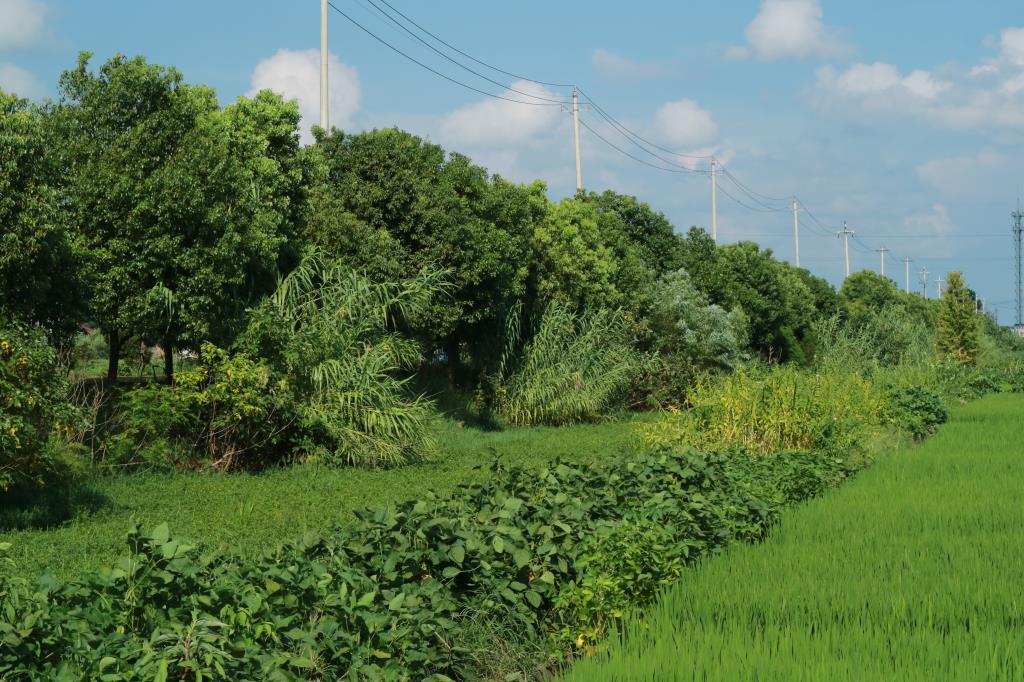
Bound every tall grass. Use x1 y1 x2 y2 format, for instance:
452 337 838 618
251 254 447 466
644 363 883 456
493 303 640 426
566 394 1024 681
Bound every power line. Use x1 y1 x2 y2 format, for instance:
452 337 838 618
576 87 714 160
352 0 570 104
577 118 697 175
719 166 789 204
719 168 789 212
327 2 563 106
371 0 572 88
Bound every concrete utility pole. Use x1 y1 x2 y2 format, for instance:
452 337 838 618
572 86 583 192
919 267 930 298
1013 202 1024 327
710 158 719 243
837 221 854 278
320 0 329 132
876 244 889 277
903 256 913 294
937 275 945 298
792 196 801 267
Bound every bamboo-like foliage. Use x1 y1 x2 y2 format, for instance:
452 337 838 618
493 303 640 426
267 253 447 466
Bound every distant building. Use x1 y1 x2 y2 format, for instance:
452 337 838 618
1015 325 1024 339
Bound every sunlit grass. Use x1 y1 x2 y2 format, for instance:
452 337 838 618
565 393 1024 681
1 415 650 581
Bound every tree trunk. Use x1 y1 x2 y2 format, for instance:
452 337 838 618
163 342 174 383
106 329 120 382
445 336 461 387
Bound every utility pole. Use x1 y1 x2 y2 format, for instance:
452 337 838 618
919 267 930 298
903 256 912 294
320 0 329 132
792 196 801 267
875 244 889 277
1013 202 1024 327
936 275 945 298
572 86 583 193
837 221 854 278
710 157 718 243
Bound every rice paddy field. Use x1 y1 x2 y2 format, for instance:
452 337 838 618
565 393 1024 681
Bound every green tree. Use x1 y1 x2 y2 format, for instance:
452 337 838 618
584 190 686 276
937 271 980 364
840 270 902 317
314 128 538 379
650 268 748 370
713 241 814 360
55 54 305 379
531 197 622 312
0 91 82 342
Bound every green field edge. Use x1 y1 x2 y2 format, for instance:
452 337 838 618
562 393 1024 682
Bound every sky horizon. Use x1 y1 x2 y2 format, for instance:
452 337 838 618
3 0 1023 319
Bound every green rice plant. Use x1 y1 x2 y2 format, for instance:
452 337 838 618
565 394 1024 681
492 303 641 426
245 253 448 467
644 363 883 456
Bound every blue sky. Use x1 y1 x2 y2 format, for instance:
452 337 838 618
3 0 1024 318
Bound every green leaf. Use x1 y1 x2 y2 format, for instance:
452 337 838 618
357 591 376 607
151 522 170 544
98 657 117 671
525 590 542 608
154 658 169 682
512 548 531 568
388 593 405 611
265 578 282 594
492 536 505 554
448 544 465 565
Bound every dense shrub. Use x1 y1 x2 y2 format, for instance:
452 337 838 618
244 255 446 467
0 317 77 494
0 443 867 680
649 268 748 371
884 386 948 441
644 364 883 456
99 344 291 471
492 303 641 425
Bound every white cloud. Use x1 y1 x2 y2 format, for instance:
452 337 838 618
591 48 674 81
0 62 44 99
0 0 46 50
818 63 950 101
903 204 956 257
248 48 360 142
733 0 839 61
438 80 562 147
906 203 954 233
654 99 718 147
916 151 1009 197
1000 27 1024 67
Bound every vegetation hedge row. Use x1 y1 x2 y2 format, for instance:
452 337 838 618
0 444 860 681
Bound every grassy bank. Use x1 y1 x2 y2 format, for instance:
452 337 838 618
565 393 1024 681
1 416 648 581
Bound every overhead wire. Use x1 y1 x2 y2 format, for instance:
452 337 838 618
330 1 999 296
577 118 698 175
371 0 572 88
327 3 564 106
719 167 789 212
352 0 570 104
576 87 714 160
